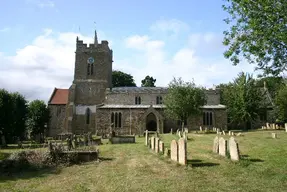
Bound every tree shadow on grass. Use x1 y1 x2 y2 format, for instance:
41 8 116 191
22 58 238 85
0 165 62 182
187 159 220 168
241 155 264 162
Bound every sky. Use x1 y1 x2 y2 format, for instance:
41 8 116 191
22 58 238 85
0 0 258 102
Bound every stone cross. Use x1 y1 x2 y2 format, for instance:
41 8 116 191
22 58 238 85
170 140 178 162
212 136 219 153
178 138 187 165
218 137 227 157
229 137 240 161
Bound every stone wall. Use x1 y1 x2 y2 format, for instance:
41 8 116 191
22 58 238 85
47 104 66 137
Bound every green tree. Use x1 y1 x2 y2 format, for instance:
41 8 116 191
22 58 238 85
0 89 11 146
141 75 156 87
164 77 207 130
256 76 285 99
26 100 50 142
275 84 287 122
223 0 287 76
112 70 137 87
222 72 263 129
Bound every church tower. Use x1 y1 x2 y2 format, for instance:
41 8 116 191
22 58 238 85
64 29 113 134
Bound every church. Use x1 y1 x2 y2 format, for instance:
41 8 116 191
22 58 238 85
47 30 228 137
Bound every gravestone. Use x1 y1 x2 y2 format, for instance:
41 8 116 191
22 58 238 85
155 137 160 153
164 148 170 157
271 133 277 139
266 123 270 129
213 136 219 153
200 126 203 132
229 137 240 161
145 130 149 146
229 131 231 135
159 140 164 153
148 138 151 148
222 131 226 135
170 128 173 134
217 129 220 134
170 140 178 162
285 123 287 132
178 131 182 138
184 128 189 133
218 137 227 157
151 136 155 150
178 138 187 165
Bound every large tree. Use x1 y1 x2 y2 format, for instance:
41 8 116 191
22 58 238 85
26 100 50 142
164 77 207 130
141 75 156 87
223 0 287 76
222 72 264 129
275 83 287 122
112 70 137 87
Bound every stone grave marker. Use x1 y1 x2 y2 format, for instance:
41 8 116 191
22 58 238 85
213 136 219 153
155 137 160 153
170 140 178 162
159 140 164 153
200 126 203 132
151 136 155 150
228 131 231 135
271 133 277 139
219 137 227 157
164 148 170 157
184 128 189 133
145 130 149 146
148 138 151 148
229 137 240 161
170 128 173 134
222 131 226 135
285 123 287 132
178 138 187 165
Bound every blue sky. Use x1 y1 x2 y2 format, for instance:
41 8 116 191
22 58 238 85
0 0 256 101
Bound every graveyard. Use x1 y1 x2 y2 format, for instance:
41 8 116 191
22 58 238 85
1 129 287 192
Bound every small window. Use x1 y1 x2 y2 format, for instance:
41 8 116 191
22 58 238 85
156 96 163 104
203 112 213 126
86 108 91 124
135 96 141 105
111 112 122 128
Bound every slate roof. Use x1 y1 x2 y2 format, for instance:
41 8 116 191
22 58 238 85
98 104 226 109
107 87 168 93
48 88 69 105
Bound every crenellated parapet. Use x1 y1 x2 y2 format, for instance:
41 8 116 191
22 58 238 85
76 38 111 52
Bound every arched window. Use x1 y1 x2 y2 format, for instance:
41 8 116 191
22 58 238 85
86 108 91 124
110 112 122 128
203 112 213 126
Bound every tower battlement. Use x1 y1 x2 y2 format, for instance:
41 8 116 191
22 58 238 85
76 39 110 52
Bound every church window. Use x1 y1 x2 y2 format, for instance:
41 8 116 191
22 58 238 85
87 64 91 75
90 64 94 75
135 96 141 105
156 96 163 104
203 112 213 126
111 112 122 128
86 108 91 124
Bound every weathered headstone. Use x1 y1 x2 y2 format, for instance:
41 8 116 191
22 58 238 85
285 123 287 132
178 138 187 165
200 126 203 132
170 128 173 134
228 131 231 135
212 136 219 153
145 130 149 146
155 137 160 153
218 137 227 157
217 129 220 134
151 136 155 150
184 128 189 133
271 133 277 139
222 131 226 135
170 140 178 162
178 131 182 138
266 122 270 129
159 140 164 153
229 137 240 161
164 148 170 157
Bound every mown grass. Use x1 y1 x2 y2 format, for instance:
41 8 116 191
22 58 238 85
1 130 287 192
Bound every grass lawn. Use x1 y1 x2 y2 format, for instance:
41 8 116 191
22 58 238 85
0 130 287 192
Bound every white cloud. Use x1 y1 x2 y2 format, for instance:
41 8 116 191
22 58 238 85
1 19 258 102
0 27 10 32
150 19 189 35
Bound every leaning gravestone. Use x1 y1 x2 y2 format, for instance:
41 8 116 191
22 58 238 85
159 140 164 153
213 136 219 153
155 137 160 153
145 130 149 146
170 140 178 162
219 137 227 157
151 136 155 150
178 138 187 165
229 137 240 161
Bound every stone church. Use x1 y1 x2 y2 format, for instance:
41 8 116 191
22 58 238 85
47 30 228 137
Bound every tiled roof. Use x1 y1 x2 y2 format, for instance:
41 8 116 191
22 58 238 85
48 88 69 105
108 87 168 94
99 104 226 109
